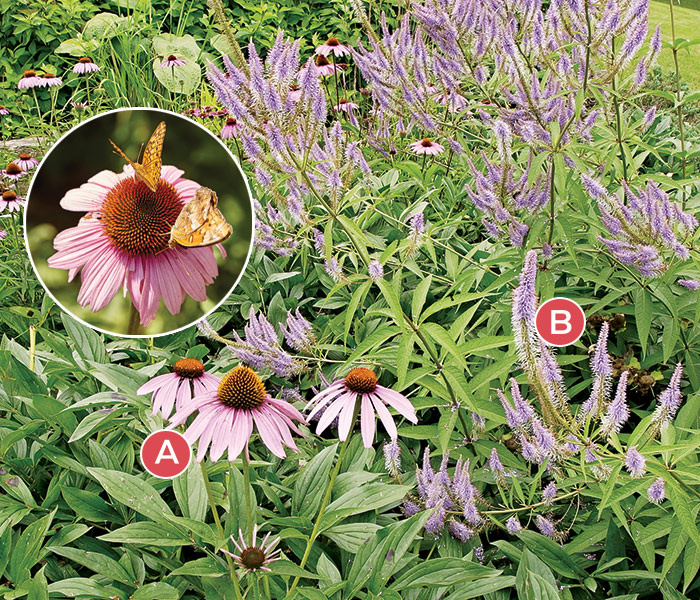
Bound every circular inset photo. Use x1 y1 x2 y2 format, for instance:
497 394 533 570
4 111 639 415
25 108 253 336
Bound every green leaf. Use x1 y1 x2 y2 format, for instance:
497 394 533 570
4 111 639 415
132 582 181 599
391 557 501 590
634 288 652 357
292 443 337 518
268 559 323 579
376 279 406 331
48 547 132 584
444 576 516 599
411 275 433 321
7 509 55 585
419 322 468 370
516 531 586 579
322 484 411 530
87 468 174 523
324 523 382 553
47 578 122 598
98 522 188 546
61 487 120 522
173 462 207 521
62 313 106 364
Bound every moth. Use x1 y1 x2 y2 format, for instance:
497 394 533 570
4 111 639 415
169 186 233 249
109 121 166 193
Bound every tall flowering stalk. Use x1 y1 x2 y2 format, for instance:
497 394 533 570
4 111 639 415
582 175 697 276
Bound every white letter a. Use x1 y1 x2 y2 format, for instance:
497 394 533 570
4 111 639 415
155 440 179 464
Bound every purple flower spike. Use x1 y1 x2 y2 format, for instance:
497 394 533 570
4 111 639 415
647 477 666 504
625 446 646 478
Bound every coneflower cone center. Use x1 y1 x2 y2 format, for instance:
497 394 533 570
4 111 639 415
218 366 266 410
6 162 21 175
19 153 32 160
173 358 204 378
2 190 17 201
240 547 266 569
345 367 378 394
101 178 182 256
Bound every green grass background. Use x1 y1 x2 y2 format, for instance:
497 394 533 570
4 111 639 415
651 0 700 87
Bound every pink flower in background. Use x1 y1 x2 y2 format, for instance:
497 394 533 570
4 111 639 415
0 190 25 212
1 162 25 181
40 72 63 88
408 138 445 155
313 54 345 77
222 525 281 573
0 106 9 116
0 230 7 241
137 358 219 419
17 70 42 90
333 99 359 112
47 164 221 326
73 57 100 74
161 55 186 67
306 367 417 448
168 366 307 462
15 153 39 170
220 117 239 139
315 37 351 57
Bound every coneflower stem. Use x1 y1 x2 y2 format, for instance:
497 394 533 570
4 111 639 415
243 452 254 537
286 436 352 599
200 461 244 600
126 303 140 335
29 325 36 371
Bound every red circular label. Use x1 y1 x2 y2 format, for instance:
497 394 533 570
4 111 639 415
535 297 585 347
140 430 191 478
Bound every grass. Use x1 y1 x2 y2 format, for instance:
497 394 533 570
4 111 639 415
649 1 700 88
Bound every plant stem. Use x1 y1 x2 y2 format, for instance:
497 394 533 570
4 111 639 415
200 461 244 600
285 437 351 599
668 0 687 206
243 452 254 537
126 303 141 335
547 159 556 248
29 325 36 371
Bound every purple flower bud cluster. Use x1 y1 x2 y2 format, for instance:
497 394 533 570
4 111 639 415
600 371 630 437
651 363 685 434
647 477 665 504
383 440 402 477
579 322 613 422
407 449 483 542
465 147 548 248
280 309 316 352
583 176 698 277
624 446 646 478
229 307 305 377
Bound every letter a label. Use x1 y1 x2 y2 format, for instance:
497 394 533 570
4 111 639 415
141 431 191 478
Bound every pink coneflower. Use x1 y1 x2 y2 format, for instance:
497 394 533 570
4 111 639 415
1 162 25 180
70 102 88 110
0 230 7 241
161 55 186 68
47 164 221 326
288 83 302 103
0 190 25 212
433 92 468 113
73 57 100 74
220 117 239 139
333 98 359 112
222 525 281 573
0 106 9 115
40 72 63 88
18 70 42 90
315 37 351 57
137 358 220 419
408 138 445 155
314 54 345 77
15 153 39 170
168 366 307 461
305 367 418 448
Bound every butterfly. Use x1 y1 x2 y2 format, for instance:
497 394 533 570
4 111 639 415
109 121 166 192
168 186 233 249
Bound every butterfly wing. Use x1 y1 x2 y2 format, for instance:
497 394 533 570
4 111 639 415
140 121 166 191
169 187 232 248
109 138 139 171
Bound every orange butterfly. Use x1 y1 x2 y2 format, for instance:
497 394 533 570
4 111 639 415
169 186 233 249
109 121 166 192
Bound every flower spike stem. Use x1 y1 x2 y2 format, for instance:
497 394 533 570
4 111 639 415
29 325 36 371
668 0 687 205
285 436 352 600
201 461 244 600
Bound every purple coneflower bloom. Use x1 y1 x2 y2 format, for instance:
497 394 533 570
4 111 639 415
647 477 665 504
0 190 25 212
47 164 221 326
15 153 39 171
40 72 62 87
305 367 417 448
168 365 307 461
333 98 359 112
137 358 219 419
18 69 43 89
222 525 281 573
73 57 100 73
625 446 646 478
314 54 344 77
70 102 88 110
408 138 445 155
0 106 9 115
316 37 351 57
161 55 186 67
220 117 239 139
2 162 24 181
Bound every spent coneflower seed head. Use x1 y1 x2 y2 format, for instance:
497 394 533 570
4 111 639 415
173 358 205 378
218 365 267 409
240 547 266 570
345 367 378 394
